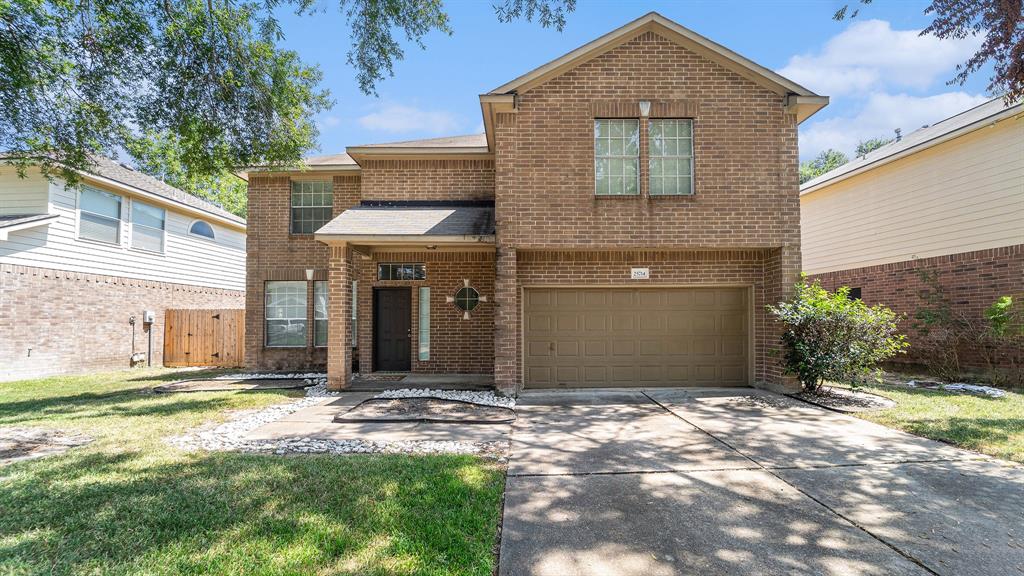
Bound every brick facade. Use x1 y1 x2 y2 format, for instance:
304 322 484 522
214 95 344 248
810 245 1024 369
0 264 244 382
245 27 804 394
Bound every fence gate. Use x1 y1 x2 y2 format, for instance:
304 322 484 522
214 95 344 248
164 309 245 367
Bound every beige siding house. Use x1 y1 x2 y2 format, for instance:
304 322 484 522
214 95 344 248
0 158 247 381
801 97 1024 368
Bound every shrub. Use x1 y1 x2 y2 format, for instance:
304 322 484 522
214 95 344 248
769 280 908 392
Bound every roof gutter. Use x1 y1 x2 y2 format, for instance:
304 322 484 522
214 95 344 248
479 94 517 151
801 106 1023 196
314 234 496 245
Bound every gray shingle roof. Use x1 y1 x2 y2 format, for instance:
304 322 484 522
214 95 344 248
802 97 1022 192
0 213 58 229
87 156 245 225
316 203 495 238
350 134 487 149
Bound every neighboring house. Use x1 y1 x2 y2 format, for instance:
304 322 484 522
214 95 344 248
245 12 828 394
802 97 1024 368
0 156 247 381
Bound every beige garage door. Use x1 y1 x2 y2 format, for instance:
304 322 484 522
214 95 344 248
524 287 750 388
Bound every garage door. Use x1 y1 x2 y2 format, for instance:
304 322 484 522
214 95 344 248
524 287 749 388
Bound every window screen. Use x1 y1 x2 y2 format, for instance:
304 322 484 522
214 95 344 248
79 186 122 244
649 119 694 196
290 181 332 234
594 119 640 195
131 200 166 252
266 281 307 347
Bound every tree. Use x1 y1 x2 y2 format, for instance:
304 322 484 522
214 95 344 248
855 135 893 158
768 280 908 392
0 0 575 186
835 1 1024 102
126 132 248 218
799 149 849 184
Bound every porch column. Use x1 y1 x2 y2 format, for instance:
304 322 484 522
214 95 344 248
327 244 352 390
494 246 518 395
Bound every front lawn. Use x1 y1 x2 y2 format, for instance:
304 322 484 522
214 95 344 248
858 385 1024 464
0 369 504 575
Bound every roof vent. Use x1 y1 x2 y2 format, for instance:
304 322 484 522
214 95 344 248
894 128 902 142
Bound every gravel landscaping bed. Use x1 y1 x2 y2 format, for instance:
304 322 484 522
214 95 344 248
169 380 510 457
1 427 92 465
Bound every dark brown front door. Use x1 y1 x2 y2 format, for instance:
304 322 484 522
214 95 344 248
373 288 411 371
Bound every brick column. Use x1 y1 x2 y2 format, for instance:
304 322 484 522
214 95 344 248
493 246 518 395
327 244 351 390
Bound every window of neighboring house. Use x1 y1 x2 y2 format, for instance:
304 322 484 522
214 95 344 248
378 263 426 281
131 200 166 253
313 280 328 347
78 185 122 244
290 181 332 234
418 287 430 361
848 287 862 301
351 280 358 348
649 119 694 196
594 119 640 195
265 281 307 347
189 219 216 240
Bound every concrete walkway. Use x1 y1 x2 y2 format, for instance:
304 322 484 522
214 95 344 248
499 388 1024 576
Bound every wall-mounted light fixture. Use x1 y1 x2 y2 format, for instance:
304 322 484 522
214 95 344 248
305 269 315 281
639 100 651 117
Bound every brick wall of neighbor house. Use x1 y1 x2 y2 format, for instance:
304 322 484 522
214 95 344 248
0 264 244 382
359 159 494 202
355 251 495 375
493 31 802 391
811 245 1024 370
244 174 361 371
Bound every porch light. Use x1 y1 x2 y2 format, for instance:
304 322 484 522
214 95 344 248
639 100 651 117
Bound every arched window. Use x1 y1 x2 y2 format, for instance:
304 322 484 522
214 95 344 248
189 220 215 240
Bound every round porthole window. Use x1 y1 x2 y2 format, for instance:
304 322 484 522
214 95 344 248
453 286 480 312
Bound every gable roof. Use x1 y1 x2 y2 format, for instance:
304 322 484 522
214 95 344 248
346 134 489 160
487 12 825 109
801 97 1023 196
83 156 245 226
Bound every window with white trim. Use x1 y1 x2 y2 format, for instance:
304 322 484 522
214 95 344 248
649 119 694 196
290 181 332 234
189 219 216 240
78 186 122 244
594 119 640 195
265 281 307 347
313 281 328 347
131 200 166 252
351 280 358 348
418 287 430 361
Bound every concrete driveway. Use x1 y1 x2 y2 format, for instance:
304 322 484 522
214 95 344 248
499 388 1024 576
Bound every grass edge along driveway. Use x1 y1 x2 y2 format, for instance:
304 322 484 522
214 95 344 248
0 369 504 576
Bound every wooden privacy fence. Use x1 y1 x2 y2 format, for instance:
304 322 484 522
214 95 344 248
164 309 245 367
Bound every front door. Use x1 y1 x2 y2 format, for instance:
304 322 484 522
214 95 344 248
373 288 411 371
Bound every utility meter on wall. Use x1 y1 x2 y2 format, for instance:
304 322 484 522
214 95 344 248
142 310 155 324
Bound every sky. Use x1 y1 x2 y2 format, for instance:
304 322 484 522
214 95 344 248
273 0 995 161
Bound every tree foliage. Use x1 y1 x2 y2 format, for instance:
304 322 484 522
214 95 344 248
799 149 848 184
836 0 1024 102
855 135 893 157
125 132 248 218
769 280 908 392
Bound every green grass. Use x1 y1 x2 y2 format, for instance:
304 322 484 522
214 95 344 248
858 385 1024 464
0 369 504 576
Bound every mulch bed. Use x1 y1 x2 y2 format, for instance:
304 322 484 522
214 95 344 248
791 386 896 413
0 427 92 466
335 397 516 424
152 379 310 393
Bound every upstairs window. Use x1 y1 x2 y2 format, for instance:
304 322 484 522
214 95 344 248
594 119 639 196
378 263 426 281
131 200 166 253
189 220 216 240
79 186 122 245
290 181 332 234
649 119 694 196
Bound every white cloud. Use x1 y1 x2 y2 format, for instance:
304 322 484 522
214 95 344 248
357 103 461 135
799 91 991 158
778 20 982 96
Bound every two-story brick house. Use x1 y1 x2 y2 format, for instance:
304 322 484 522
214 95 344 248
245 13 827 394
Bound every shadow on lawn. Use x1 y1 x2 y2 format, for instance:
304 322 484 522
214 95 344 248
0 390 243 426
0 449 503 575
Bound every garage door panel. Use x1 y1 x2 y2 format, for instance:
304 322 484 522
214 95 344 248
525 287 750 388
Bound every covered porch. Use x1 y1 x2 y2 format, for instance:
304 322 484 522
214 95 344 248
315 201 497 390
